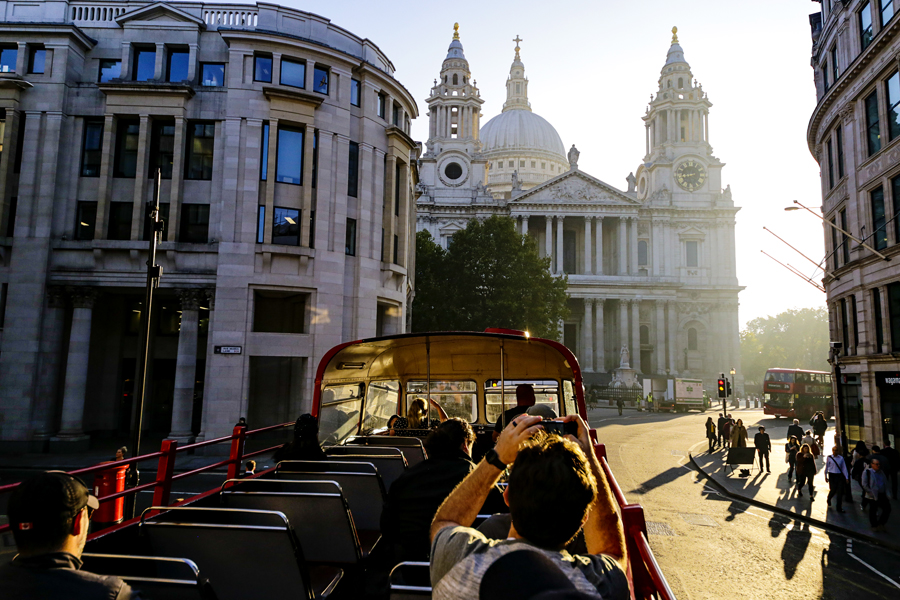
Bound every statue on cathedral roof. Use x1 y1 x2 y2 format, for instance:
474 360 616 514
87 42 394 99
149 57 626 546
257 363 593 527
568 145 580 170
626 172 636 193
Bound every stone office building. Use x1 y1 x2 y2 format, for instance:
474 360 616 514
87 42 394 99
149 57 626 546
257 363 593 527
417 27 744 392
0 1 419 451
808 0 900 446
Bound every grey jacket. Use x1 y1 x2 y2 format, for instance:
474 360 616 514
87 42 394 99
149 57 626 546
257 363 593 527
862 467 888 500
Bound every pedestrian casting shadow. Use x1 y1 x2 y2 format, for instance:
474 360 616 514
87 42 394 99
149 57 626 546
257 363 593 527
781 519 812 580
628 465 688 495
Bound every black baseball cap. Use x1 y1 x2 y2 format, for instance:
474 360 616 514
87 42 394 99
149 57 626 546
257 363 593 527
8 471 100 533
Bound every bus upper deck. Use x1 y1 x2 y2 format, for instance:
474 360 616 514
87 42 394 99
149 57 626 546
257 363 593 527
0 330 675 600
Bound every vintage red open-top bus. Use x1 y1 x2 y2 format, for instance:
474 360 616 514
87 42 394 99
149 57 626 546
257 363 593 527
0 330 674 600
763 367 833 420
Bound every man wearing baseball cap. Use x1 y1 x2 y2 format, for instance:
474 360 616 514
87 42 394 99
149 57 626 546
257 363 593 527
0 471 134 599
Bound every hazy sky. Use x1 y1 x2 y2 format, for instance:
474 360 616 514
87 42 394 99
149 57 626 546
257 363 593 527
274 0 828 327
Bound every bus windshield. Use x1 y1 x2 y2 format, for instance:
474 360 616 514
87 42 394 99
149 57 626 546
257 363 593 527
319 382 364 445
765 392 792 409
407 380 477 422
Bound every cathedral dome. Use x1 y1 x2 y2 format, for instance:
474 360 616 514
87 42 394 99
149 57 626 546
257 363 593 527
480 109 567 160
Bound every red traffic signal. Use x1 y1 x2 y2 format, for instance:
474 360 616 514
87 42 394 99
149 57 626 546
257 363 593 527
717 378 726 398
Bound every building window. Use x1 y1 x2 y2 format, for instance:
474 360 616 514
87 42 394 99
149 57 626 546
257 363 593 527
272 206 300 246
143 202 169 241
861 3 874 50
823 64 829 91
0 109 4 160
256 205 265 243
851 294 860 351
840 209 850 264
201 63 225 86
179 204 209 243
887 72 900 141
840 298 850 354
149 120 175 179
75 201 97 240
831 45 839 83
186 122 215 180
29 47 46 74
836 127 845 179
276 126 303 185
563 230 576 274
827 139 835 189
253 290 307 333
260 122 269 181
519 160 525 168
350 78 361 107
114 119 140 178
685 240 699 267
254 54 272 83
393 234 399 264
280 58 305 88
883 0 895 27
313 65 329 94
395 163 401 216
345 218 357 256
830 218 840 269
889 283 900 351
865 90 881 156
638 240 648 266
531 161 536 168
874 287 885 351
99 59 121 83
377 93 386 118
393 104 401 126
5 197 15 238
0 46 17 73
348 142 359 197
0 283 7 330
107 202 132 240
312 130 319 189
893 175 900 244
872 186 887 250
309 209 316 249
133 48 156 82
81 120 104 177
688 328 698 351
167 49 189 82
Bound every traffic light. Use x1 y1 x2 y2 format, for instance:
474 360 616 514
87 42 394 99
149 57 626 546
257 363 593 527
717 379 726 398
726 380 733 397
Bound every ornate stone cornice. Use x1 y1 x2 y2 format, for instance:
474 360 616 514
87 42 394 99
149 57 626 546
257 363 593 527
67 286 98 309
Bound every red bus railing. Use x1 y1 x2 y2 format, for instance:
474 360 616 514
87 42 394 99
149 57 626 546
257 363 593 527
0 422 293 537
594 443 675 600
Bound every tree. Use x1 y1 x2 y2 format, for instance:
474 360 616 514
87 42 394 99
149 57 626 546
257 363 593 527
740 307 830 394
412 217 570 338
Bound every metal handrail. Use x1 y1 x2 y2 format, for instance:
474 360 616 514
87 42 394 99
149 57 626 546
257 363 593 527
635 532 677 600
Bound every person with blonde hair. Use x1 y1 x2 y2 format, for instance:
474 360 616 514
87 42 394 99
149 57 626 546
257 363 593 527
408 397 448 429
729 419 748 448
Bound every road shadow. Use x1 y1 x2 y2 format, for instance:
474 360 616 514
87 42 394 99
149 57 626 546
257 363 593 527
781 519 812 579
627 465 689 495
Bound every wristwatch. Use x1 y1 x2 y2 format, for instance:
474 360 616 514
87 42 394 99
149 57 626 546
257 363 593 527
485 448 508 470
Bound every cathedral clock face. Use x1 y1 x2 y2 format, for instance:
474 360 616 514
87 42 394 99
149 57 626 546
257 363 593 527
674 160 706 192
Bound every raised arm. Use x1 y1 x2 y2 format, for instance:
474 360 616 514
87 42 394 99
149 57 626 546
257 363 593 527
562 415 627 568
428 397 450 423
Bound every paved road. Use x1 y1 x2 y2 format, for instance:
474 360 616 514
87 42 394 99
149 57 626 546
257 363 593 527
587 407 900 600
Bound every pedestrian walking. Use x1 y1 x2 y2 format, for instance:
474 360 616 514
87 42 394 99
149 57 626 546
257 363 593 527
616 396 624 416
785 436 801 482
795 444 816 499
705 417 717 453
862 458 892 531
852 441 870 505
811 411 828 450
721 418 733 450
754 426 771 473
881 440 900 500
716 413 726 447
802 430 820 459
825 445 850 513
730 419 748 448
787 418 804 443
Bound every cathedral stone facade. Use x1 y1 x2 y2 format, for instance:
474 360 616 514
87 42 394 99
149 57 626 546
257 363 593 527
417 27 744 392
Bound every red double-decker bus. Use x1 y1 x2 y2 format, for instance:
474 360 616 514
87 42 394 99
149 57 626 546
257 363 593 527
763 368 833 420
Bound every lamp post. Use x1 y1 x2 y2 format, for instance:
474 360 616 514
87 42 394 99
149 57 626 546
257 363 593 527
730 367 736 409
829 343 853 502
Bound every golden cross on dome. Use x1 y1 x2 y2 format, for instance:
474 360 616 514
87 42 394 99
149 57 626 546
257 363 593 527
453 22 460 40
513 34 522 59
671 26 678 44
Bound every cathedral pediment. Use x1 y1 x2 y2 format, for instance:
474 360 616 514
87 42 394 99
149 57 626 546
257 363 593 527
116 3 207 29
509 170 639 207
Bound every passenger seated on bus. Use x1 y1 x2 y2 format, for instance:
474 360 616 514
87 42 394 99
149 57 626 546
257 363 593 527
408 397 449 430
492 384 536 442
430 415 629 600
1 471 136 600
387 415 409 435
478 550 598 600
273 413 327 463
380 418 504 563
526 404 558 420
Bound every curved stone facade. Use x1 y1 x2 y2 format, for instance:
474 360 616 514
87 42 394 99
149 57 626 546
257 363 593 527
0 0 419 448
807 0 900 446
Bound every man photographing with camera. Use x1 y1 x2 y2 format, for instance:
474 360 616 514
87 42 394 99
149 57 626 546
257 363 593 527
429 414 628 599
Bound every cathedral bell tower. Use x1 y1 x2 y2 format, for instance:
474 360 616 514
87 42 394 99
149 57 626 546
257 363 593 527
635 27 723 207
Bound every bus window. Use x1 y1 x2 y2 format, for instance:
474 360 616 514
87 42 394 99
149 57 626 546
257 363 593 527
407 380 477 423
362 380 400 433
563 380 576 416
484 379 559 423
319 383 364 445
796 373 809 384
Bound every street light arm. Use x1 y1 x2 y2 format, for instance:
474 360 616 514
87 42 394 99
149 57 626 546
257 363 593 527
792 200 890 261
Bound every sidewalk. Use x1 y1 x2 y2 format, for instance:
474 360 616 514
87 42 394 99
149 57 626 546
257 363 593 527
690 436 900 552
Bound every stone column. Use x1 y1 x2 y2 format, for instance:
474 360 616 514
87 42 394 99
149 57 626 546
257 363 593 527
54 287 98 446
596 299 605 372
619 300 629 362
595 217 603 275
632 298 641 372
630 218 639 274
584 217 592 274
32 287 66 439
618 217 627 275
545 216 553 263
194 289 216 443
168 290 203 442
582 299 594 372
556 216 564 274
656 301 666 374
667 300 678 375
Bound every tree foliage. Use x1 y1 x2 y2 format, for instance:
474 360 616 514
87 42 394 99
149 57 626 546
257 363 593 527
740 307 830 393
412 216 570 338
